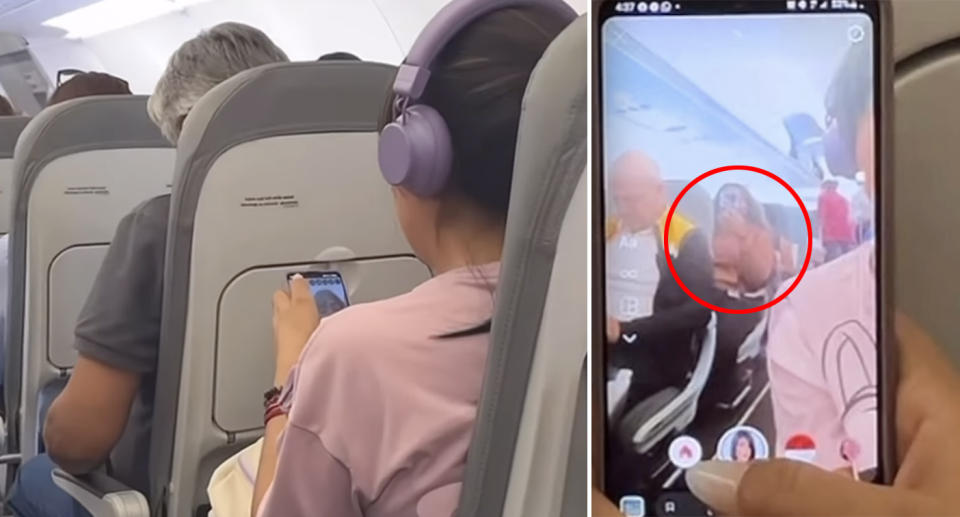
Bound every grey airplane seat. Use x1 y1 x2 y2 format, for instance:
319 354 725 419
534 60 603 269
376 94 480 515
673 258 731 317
457 14 586 517
0 117 30 235
619 314 716 454
4 96 173 477
54 60 433 517
891 1 960 365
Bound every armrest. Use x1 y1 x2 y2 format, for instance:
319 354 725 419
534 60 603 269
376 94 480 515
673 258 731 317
51 469 149 517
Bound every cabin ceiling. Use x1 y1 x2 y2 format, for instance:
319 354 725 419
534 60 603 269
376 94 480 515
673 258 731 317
0 0 97 38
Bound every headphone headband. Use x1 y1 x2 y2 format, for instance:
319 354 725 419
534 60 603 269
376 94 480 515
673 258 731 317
379 0 577 197
393 0 577 101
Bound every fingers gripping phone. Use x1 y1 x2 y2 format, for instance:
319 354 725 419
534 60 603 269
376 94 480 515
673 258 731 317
286 271 350 317
593 1 893 515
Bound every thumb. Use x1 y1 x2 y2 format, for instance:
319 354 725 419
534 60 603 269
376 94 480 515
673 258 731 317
686 460 922 517
289 274 312 301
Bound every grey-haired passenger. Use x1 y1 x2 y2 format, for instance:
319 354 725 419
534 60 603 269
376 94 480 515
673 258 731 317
10 23 288 517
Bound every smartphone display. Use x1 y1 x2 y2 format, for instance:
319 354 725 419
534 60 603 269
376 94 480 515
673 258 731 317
288 271 350 317
597 1 886 514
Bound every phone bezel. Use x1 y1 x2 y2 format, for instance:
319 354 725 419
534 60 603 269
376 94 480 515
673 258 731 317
590 0 897 497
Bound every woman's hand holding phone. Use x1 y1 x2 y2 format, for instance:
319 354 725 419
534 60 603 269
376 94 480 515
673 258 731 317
686 315 960 516
272 274 321 385
593 488 623 516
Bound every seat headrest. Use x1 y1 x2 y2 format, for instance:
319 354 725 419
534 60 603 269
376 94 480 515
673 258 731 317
174 61 396 189
509 14 587 204
13 95 168 195
0 116 29 159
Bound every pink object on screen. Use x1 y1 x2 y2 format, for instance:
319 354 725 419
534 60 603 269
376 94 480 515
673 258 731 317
766 244 877 473
841 438 862 463
258 263 500 517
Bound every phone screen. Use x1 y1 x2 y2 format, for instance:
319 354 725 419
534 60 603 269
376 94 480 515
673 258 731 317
289 271 350 317
597 1 883 515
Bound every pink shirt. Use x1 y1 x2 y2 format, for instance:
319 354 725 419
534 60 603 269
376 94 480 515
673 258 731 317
766 244 877 472
258 263 499 517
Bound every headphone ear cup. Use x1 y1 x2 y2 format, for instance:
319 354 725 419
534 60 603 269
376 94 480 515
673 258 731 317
378 104 452 197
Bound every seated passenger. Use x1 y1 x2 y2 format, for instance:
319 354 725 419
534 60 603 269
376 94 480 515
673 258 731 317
252 7 570 516
0 73 128 405
9 24 288 517
317 51 360 61
605 151 714 407
47 72 131 105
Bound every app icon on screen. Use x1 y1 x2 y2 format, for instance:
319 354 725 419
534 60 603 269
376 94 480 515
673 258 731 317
784 433 817 463
848 24 865 42
620 495 646 517
668 435 702 469
717 426 769 462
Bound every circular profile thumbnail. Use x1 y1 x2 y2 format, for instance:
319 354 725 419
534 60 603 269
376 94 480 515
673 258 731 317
716 426 769 463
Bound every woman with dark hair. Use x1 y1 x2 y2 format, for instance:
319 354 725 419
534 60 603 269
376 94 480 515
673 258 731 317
713 182 776 295
253 4 572 516
730 430 756 463
708 182 777 404
47 72 131 106
317 51 360 61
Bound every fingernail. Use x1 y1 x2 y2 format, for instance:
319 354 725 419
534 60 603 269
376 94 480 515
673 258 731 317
685 461 748 515
292 273 303 280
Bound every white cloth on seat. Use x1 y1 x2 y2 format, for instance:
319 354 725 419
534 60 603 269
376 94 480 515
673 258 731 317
207 438 262 517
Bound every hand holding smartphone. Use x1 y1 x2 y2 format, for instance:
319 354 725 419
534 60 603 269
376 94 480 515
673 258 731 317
286 271 350 317
595 1 892 514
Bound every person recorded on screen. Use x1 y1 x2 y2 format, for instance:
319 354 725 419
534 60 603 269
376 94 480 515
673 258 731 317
731 430 757 463
706 182 777 405
766 39 878 477
605 150 715 406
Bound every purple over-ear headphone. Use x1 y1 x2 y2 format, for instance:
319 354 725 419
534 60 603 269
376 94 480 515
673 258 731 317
378 0 576 197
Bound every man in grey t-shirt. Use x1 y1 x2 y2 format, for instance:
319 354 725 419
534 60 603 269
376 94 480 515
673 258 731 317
10 24 290 517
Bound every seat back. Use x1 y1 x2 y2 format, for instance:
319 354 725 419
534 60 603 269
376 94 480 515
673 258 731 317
631 314 716 450
0 117 29 234
892 1 960 364
4 96 173 463
149 61 430 516
457 14 586 517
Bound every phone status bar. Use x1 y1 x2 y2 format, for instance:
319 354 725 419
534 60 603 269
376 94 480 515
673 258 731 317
613 1 677 14
611 0 866 15
788 0 866 11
